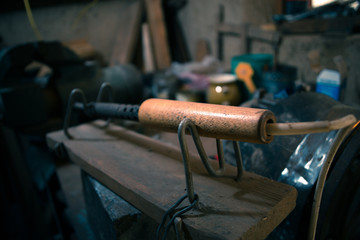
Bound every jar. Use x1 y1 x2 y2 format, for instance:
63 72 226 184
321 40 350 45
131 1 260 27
206 74 241 105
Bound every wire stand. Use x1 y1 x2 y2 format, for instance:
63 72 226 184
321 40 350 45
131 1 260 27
178 118 244 203
63 83 113 139
62 84 246 239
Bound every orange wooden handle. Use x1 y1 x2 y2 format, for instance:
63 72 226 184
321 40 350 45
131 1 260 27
138 99 275 144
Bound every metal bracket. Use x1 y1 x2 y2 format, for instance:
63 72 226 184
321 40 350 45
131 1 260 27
178 118 244 203
95 82 113 128
63 83 113 139
63 88 88 139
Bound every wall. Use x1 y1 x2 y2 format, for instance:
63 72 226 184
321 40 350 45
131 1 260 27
177 0 360 108
178 0 277 69
0 0 359 107
0 0 126 64
279 34 360 108
0 0 277 68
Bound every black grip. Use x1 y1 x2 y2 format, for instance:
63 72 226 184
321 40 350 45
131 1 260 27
74 102 139 121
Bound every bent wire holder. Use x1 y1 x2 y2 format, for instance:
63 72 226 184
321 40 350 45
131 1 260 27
62 83 359 239
63 83 113 139
63 83 245 204
178 118 244 203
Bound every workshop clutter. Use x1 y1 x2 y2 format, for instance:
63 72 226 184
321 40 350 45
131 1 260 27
2 1 360 239
153 52 298 105
0 41 144 239
0 41 144 128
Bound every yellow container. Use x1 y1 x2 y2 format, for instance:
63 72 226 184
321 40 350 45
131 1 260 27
206 74 241 106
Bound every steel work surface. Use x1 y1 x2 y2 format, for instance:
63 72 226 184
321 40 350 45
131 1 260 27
47 120 297 240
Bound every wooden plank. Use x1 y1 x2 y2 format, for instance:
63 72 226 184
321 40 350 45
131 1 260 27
142 23 156 72
216 23 248 55
62 39 106 66
217 23 244 35
110 0 143 65
247 25 281 43
217 23 280 43
47 121 297 239
63 39 97 60
278 16 360 34
144 0 171 70
195 39 210 62
275 0 284 15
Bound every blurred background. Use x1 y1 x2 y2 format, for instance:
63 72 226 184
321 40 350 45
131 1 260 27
1 0 360 240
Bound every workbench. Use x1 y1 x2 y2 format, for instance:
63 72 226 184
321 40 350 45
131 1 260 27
47 120 297 239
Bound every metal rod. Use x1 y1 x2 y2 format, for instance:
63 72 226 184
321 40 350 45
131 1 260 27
178 118 196 203
178 118 245 203
96 82 113 102
63 88 88 139
232 141 244 181
96 82 114 128
181 119 227 178
216 139 225 174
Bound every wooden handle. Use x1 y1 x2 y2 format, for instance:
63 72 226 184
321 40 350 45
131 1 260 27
138 99 276 144
137 99 357 142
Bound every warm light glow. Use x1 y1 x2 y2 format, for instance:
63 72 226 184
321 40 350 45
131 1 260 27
215 86 222 93
312 0 336 8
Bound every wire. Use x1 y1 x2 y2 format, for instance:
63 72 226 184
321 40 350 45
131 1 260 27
156 193 199 240
72 0 99 30
24 0 43 41
23 0 99 40
267 114 357 136
162 195 199 240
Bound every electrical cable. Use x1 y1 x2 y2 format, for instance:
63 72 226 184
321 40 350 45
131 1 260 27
24 0 43 40
72 0 99 30
267 114 357 136
156 193 199 240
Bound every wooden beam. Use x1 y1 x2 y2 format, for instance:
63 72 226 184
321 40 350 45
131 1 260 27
247 25 281 43
275 0 284 15
217 23 281 44
144 0 171 70
47 121 297 239
278 16 360 34
217 23 244 35
142 23 155 72
110 0 143 66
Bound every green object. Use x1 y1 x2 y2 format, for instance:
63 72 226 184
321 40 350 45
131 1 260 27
231 54 273 87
